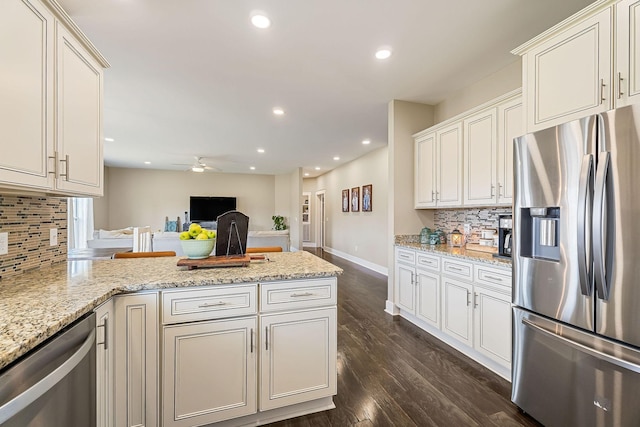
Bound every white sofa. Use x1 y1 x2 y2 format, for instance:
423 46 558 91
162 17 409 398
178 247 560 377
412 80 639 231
87 229 290 255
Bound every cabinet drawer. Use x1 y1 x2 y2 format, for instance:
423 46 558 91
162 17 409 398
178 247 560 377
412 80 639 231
416 253 440 271
442 258 473 281
396 248 416 265
260 278 337 312
162 284 257 324
475 265 512 291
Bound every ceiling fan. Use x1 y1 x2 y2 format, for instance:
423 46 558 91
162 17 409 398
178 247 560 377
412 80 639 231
173 156 220 173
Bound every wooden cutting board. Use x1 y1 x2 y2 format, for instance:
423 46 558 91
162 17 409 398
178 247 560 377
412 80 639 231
177 255 252 270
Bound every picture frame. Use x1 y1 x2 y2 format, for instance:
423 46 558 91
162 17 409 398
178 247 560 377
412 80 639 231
351 187 360 212
342 189 350 212
362 184 372 212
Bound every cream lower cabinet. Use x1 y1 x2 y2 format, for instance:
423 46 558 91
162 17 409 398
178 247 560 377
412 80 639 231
394 247 512 378
260 307 337 411
163 317 257 427
114 293 158 427
95 299 114 427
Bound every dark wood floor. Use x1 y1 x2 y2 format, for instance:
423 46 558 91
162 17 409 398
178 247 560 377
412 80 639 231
268 249 542 427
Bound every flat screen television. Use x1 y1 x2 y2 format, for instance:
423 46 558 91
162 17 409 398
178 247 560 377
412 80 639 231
190 196 237 222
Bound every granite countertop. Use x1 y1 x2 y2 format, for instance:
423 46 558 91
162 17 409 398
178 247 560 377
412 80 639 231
0 251 342 371
395 241 512 267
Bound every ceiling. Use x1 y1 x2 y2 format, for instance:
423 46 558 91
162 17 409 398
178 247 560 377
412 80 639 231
58 0 595 177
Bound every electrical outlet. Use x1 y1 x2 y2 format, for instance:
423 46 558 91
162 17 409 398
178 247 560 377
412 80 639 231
464 223 471 235
354 245 358 252
0 232 7 255
50 228 58 246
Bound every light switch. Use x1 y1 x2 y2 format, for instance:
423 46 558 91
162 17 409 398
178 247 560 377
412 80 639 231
50 228 58 246
0 232 8 255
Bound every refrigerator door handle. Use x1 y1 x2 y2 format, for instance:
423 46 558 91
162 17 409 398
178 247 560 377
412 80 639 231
577 154 594 296
593 151 610 300
522 318 640 374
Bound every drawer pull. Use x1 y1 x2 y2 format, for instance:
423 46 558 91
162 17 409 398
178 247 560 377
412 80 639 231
290 292 313 297
483 274 505 283
399 253 411 260
198 301 227 308
419 259 435 265
447 266 466 273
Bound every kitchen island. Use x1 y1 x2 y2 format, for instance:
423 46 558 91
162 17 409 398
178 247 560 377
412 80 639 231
0 251 342 427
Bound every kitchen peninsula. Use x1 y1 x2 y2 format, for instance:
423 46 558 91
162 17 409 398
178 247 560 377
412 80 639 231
0 251 342 427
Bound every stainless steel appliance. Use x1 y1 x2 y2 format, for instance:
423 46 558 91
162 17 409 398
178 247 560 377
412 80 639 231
512 105 640 426
497 214 512 257
0 313 96 427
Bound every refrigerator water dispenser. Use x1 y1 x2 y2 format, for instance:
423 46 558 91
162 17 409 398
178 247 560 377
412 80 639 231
519 207 560 261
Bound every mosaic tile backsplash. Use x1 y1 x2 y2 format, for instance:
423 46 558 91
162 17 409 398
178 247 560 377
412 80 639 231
433 207 512 239
0 195 67 280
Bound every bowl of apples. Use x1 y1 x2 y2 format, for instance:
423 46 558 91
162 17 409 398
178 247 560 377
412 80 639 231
179 224 216 259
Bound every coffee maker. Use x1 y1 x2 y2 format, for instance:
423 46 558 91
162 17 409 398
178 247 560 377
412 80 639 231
497 214 513 257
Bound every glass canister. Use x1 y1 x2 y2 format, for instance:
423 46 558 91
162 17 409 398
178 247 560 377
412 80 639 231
420 227 432 244
428 231 440 245
436 229 447 244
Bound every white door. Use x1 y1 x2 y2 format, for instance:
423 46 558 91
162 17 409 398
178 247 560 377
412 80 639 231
395 262 415 313
163 317 257 427
497 97 523 205
95 299 114 427
415 268 440 329
260 308 337 411
473 285 512 368
616 0 640 107
114 293 158 427
463 108 497 206
55 23 103 195
436 123 463 207
441 277 473 347
524 7 612 132
414 132 437 208
0 0 54 191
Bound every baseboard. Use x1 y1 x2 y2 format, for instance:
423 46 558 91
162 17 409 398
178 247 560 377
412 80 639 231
323 247 388 276
385 300 399 316
302 242 317 248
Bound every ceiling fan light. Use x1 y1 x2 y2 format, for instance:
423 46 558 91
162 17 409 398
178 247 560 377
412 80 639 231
192 166 205 173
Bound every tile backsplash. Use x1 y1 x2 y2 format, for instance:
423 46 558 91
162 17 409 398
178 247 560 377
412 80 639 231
0 195 67 280
434 207 512 237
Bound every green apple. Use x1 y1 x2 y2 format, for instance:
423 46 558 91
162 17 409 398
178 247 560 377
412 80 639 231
207 230 216 239
188 223 202 237
195 232 209 240
179 231 191 240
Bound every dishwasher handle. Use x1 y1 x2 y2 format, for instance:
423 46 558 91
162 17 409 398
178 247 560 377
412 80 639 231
0 329 95 425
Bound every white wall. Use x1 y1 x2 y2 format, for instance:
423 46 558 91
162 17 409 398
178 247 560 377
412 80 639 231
93 166 110 229
309 147 388 271
100 167 276 231
289 168 302 251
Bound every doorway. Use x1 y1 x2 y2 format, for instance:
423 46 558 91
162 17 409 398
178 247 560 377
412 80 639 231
315 190 325 250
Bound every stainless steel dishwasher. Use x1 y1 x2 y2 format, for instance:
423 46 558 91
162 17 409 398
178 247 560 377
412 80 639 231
0 313 96 427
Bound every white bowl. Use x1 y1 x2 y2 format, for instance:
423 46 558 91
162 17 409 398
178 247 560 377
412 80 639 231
180 239 215 259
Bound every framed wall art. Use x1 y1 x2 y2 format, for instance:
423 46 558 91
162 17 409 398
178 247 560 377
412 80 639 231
342 189 349 212
351 187 360 212
362 184 372 212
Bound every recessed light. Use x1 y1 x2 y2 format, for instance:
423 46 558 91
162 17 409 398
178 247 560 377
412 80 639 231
104 137 114 142
315 167 321 171
251 14 271 29
257 148 265 153
375 48 392 60
144 161 151 165
250 166 256 170
362 139 371 145
273 108 284 116
333 156 340 161
304 173 310 177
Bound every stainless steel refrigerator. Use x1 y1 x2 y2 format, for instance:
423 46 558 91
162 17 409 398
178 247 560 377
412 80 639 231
512 104 640 427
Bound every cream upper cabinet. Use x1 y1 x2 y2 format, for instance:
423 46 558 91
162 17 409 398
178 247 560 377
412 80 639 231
616 0 640 106
55 23 104 196
518 6 612 132
497 97 523 205
414 132 437 208
0 0 108 196
463 109 497 206
436 122 463 207
0 0 55 191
